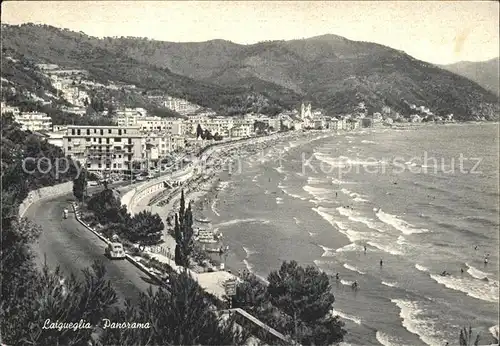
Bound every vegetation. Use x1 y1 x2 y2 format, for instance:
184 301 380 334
0 120 247 345
72 167 87 202
128 210 164 245
459 326 481 346
174 190 195 267
233 261 346 345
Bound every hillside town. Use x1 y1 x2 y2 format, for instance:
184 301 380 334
1 62 458 176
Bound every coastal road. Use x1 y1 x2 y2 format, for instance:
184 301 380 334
26 184 158 306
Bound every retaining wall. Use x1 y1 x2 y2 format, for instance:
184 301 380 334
18 181 73 218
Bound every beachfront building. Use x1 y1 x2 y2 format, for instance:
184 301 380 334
136 117 184 135
230 124 252 138
14 112 52 132
62 125 143 172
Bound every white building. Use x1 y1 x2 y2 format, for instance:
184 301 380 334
14 112 52 132
164 96 201 115
135 117 184 135
63 125 143 172
1 102 20 116
230 124 252 138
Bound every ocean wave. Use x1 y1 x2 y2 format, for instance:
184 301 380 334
303 185 333 198
215 219 270 228
337 207 380 230
340 279 354 286
242 246 258 258
283 175 288 181
282 188 308 201
243 259 269 285
375 331 400 346
382 281 398 287
466 263 494 281
308 231 317 237
392 299 444 346
430 273 499 303
343 263 365 275
415 264 429 272
331 178 351 185
318 245 336 257
276 197 284 205
331 309 362 325
293 217 301 225
361 140 377 144
211 200 220 217
274 166 285 174
336 243 363 253
367 241 403 256
376 210 430 235
490 325 499 340
264 190 270 195
315 153 384 167
307 177 329 184
277 182 287 189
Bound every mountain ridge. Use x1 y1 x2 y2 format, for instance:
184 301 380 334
439 57 499 96
1 23 498 120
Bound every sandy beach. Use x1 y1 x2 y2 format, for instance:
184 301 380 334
131 130 338 273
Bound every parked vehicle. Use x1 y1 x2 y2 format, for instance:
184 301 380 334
105 242 126 259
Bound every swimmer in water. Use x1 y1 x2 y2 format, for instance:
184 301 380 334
461 268 464 274
335 273 340 281
474 245 478 250
380 259 383 267
364 245 367 254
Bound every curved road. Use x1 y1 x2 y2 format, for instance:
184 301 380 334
26 186 158 306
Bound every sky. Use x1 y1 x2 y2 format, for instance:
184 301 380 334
2 1 499 65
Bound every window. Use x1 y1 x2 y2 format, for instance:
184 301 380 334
71 129 75 135
106 138 110 144
98 163 102 168
68 138 72 142
118 129 122 136
113 163 117 168
94 129 97 133
86 138 91 142
87 163 91 168
67 146 72 151
123 129 126 134
77 129 81 135
108 129 112 134
100 129 103 135
114 138 120 142
98 138 102 144
86 129 90 135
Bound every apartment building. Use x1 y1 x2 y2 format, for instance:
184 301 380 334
163 96 200 115
203 117 234 137
142 133 186 159
14 112 52 132
135 117 184 135
230 125 252 138
63 125 143 172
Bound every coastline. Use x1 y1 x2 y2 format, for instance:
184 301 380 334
134 130 340 274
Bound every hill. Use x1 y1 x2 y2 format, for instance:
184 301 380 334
89 33 500 120
2 24 499 120
439 58 500 96
1 24 299 116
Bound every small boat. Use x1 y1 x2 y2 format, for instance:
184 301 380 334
196 218 211 223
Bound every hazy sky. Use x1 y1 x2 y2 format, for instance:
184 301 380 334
2 1 499 64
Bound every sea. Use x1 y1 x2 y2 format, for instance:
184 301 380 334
205 123 499 346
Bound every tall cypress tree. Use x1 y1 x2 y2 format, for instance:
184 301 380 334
174 190 194 267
